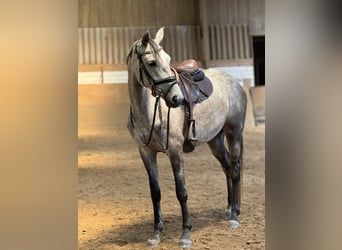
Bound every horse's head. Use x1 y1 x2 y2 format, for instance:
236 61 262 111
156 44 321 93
127 27 184 108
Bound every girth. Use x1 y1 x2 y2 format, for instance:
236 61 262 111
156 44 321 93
172 60 213 153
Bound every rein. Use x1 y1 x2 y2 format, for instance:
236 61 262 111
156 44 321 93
130 44 174 151
130 96 171 151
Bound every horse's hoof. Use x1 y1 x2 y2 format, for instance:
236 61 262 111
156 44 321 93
178 238 192 248
228 220 240 229
147 237 160 248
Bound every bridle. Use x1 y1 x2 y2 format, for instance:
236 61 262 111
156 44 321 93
135 45 178 98
130 43 179 151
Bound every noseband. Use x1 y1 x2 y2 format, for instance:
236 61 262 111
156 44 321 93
135 46 178 98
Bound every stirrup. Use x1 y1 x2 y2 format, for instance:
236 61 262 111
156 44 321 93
188 120 198 141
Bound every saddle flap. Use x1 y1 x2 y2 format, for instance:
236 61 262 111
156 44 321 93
172 60 214 151
178 77 199 104
196 78 213 98
191 70 205 81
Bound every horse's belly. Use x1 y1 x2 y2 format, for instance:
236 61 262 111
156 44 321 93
192 99 229 143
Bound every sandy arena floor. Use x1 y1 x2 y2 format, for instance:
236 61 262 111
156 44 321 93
78 84 265 249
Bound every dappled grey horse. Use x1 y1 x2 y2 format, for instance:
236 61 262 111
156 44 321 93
126 27 246 248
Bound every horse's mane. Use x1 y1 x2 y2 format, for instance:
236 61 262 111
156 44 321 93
126 40 138 65
126 36 161 65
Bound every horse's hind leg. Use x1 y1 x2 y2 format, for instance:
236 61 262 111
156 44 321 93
224 124 244 228
168 150 192 248
207 131 234 221
139 146 163 247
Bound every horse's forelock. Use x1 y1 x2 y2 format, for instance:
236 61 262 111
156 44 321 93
148 39 163 64
148 39 159 52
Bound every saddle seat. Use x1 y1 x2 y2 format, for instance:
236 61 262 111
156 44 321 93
176 59 199 74
171 59 214 153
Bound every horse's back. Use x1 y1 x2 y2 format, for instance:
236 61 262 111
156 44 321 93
204 68 247 121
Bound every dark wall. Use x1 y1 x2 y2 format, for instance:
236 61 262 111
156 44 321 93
78 0 199 27
78 0 264 36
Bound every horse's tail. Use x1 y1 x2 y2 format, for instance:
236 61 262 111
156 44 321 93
239 134 243 206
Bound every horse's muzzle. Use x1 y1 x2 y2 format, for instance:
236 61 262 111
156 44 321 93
168 94 184 108
156 78 184 108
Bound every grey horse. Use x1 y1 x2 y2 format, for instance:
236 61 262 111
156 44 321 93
126 27 247 248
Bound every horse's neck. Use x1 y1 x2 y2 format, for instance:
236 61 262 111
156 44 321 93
128 74 155 124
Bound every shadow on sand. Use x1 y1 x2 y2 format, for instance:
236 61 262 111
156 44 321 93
79 208 228 249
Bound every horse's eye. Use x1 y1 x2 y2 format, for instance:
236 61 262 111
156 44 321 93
147 60 157 67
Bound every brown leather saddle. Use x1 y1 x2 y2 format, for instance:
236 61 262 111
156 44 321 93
172 59 213 152
173 60 213 104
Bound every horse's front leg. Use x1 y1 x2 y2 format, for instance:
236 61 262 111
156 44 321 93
168 150 192 248
139 146 163 247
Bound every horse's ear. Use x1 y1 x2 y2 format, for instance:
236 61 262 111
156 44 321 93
142 31 150 46
154 27 164 45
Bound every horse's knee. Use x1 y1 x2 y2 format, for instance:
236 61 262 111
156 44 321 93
232 172 240 183
149 178 161 202
176 189 188 203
